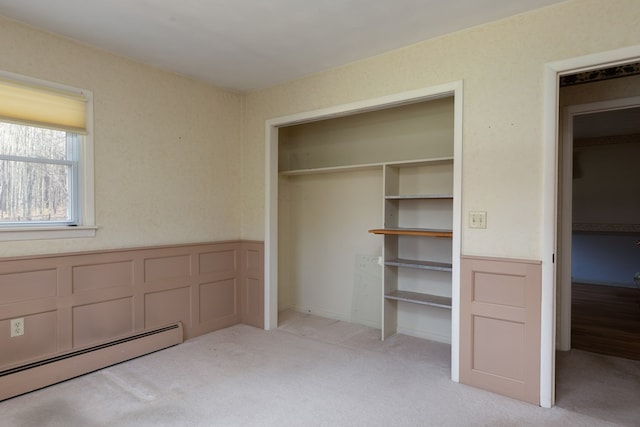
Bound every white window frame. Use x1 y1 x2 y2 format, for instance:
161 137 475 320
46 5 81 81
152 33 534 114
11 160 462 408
0 71 96 241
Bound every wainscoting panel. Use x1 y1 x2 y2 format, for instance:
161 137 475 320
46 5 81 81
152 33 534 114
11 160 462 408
73 297 133 348
0 310 57 367
144 254 192 283
241 242 264 328
199 249 237 275
144 287 191 330
72 261 134 293
0 268 58 303
460 256 541 405
0 241 264 379
199 279 239 326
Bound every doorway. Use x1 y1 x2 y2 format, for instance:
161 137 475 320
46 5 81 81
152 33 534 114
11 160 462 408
558 94 640 360
542 46 640 408
554 94 640 423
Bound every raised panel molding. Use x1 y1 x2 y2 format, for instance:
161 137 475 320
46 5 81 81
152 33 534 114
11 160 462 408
144 254 191 283
0 269 58 303
0 241 264 371
199 249 238 275
72 261 134 293
73 297 133 348
199 278 239 329
460 256 541 405
145 287 190 330
0 310 57 367
241 242 264 328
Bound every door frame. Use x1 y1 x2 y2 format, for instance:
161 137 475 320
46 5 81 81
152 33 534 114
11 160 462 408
541 45 640 408
264 81 464 380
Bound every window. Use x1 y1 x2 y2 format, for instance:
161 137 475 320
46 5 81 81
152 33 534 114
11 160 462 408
0 72 95 241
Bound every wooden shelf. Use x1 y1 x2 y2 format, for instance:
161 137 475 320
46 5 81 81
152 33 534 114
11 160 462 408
384 290 452 309
369 228 452 238
384 258 452 272
385 194 453 200
386 157 453 168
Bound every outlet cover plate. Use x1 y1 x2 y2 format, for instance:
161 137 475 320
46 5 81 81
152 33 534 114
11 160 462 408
10 318 24 337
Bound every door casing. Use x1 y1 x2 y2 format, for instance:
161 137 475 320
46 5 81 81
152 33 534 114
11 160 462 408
542 45 640 408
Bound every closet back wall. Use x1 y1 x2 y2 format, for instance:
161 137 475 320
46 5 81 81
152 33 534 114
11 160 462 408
279 170 382 327
278 99 454 330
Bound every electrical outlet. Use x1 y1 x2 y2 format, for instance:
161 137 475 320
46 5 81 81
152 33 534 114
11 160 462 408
10 318 24 337
469 211 487 229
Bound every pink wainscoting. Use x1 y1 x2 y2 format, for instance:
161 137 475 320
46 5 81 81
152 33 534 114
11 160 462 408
459 255 542 405
0 241 263 371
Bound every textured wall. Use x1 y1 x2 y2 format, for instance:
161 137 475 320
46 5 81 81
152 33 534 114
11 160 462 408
0 17 242 257
241 0 640 259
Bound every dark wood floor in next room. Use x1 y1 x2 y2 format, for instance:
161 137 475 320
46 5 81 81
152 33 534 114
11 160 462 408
572 282 640 361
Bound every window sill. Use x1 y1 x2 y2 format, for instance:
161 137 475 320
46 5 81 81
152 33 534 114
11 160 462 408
0 226 97 242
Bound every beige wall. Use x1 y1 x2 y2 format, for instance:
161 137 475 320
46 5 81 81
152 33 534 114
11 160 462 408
0 17 242 258
241 0 640 260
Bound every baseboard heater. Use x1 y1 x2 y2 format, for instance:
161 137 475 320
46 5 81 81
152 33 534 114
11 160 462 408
0 322 183 402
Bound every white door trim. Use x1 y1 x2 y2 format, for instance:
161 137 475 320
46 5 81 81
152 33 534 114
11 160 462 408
541 44 640 408
265 81 464 380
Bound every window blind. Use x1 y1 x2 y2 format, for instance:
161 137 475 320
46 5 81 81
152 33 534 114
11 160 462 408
0 77 87 134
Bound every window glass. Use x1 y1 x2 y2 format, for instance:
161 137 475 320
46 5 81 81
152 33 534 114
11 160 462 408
0 121 79 225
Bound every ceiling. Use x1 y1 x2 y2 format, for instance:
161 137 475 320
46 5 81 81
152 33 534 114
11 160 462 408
0 0 567 92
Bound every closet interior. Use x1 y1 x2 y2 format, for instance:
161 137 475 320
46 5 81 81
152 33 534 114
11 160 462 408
277 94 458 344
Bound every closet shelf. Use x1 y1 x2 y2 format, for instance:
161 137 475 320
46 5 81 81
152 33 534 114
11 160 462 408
384 258 452 272
280 163 381 176
368 228 453 238
384 290 452 309
385 194 453 200
279 156 455 176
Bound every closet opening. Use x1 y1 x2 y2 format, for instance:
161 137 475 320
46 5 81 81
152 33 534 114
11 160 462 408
265 82 463 380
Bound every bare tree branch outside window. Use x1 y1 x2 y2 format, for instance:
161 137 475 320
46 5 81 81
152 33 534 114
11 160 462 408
0 122 76 224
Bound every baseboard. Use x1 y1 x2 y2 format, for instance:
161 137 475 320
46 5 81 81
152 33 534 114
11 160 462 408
0 323 183 401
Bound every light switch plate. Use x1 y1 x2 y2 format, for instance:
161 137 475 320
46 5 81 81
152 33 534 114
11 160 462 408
469 211 487 229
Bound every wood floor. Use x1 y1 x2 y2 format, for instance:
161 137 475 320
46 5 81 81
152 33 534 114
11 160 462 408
572 282 640 360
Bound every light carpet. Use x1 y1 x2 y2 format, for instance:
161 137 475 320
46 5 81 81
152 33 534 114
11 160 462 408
1 311 638 426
